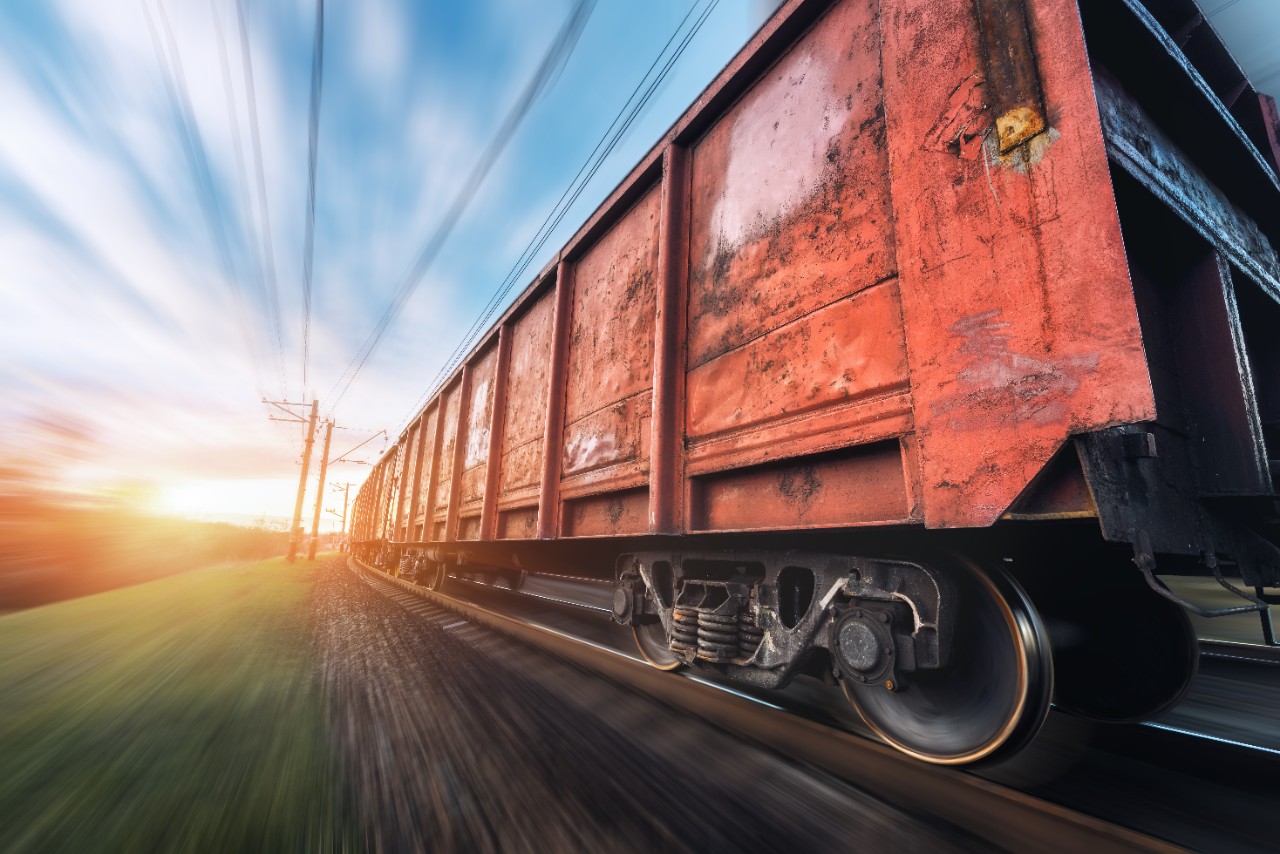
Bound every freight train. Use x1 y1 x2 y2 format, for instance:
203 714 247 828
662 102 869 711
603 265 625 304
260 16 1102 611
350 0 1280 765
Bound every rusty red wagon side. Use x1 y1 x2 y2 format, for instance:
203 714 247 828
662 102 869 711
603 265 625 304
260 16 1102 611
353 0 1280 764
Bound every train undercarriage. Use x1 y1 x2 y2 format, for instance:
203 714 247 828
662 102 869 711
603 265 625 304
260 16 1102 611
361 499 1273 766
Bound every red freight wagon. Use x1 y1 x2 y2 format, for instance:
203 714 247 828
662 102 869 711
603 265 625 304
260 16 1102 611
353 0 1280 764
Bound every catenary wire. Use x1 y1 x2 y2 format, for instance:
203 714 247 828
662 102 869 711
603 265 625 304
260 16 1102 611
323 0 598 416
386 0 719 437
140 0 268 400
235 0 289 400
302 0 325 396
210 0 287 400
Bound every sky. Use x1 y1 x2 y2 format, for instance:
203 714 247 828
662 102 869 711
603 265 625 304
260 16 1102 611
1 0 1274 530
0 0 773 527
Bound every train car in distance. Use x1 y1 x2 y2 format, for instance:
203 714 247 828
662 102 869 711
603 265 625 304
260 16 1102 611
352 0 1280 765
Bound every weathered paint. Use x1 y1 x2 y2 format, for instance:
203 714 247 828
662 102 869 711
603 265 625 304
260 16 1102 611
397 423 420 537
686 0 894 372
459 345 498 518
880 0 1154 527
686 282 908 441
691 441 910 532
561 488 649 538
561 185 661 497
353 0 1179 544
974 0 1047 153
445 365 473 540
682 0 908 508
649 144 691 534
432 382 462 527
481 324 514 540
499 290 555 506
538 263 574 539
414 404 437 527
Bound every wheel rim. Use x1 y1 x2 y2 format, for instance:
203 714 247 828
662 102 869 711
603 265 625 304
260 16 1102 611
633 617 682 671
842 558 1053 765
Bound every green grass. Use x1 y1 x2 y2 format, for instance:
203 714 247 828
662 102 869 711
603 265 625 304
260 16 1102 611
0 557 349 852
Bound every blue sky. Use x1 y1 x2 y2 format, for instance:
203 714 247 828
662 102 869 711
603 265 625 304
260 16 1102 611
0 0 771 521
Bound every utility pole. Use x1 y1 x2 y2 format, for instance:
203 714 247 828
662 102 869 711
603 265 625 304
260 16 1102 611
307 419 334 560
268 398 319 563
328 482 352 537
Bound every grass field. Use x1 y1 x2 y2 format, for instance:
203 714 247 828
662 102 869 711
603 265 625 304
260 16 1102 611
0 556 351 852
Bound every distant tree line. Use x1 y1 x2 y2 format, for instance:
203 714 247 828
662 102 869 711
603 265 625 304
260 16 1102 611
0 487 291 611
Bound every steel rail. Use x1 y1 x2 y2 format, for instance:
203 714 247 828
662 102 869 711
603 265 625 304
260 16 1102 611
350 558 1185 854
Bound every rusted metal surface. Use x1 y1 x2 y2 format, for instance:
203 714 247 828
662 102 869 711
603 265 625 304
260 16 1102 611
1002 445 1095 520
538 263 574 539
562 185 661 496
648 145 690 534
1095 69 1280 296
881 0 1154 528
690 441 910 532
432 383 462 541
349 0 1280 568
413 404 437 535
686 284 909 445
498 289 554 513
457 345 498 539
402 418 426 537
974 0 1047 153
685 0 893 375
395 423 419 538
446 365 474 541
480 324 513 540
561 488 649 538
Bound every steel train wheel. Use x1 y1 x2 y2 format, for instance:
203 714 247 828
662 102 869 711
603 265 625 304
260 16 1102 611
1046 582 1198 723
842 559 1053 765
632 617 682 671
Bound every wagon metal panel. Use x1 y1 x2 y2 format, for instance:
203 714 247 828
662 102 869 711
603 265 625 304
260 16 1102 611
685 0 895 372
459 346 499 530
561 185 662 501
498 291 555 508
879 0 1155 527
413 404 437 534
432 383 463 539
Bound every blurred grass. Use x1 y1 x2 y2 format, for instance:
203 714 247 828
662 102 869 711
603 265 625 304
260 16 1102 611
0 494 295 610
0 556 351 852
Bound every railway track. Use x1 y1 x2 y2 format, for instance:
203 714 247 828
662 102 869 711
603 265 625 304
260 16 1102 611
351 557 1280 852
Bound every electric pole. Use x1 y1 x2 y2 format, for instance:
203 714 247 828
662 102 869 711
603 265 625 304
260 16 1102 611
307 419 334 560
268 398 319 563
328 482 352 538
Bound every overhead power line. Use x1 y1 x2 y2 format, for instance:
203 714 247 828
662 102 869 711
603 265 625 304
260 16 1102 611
140 0 267 399
302 0 325 396
210 0 286 399
235 0 288 399
388 0 721 437
324 0 599 416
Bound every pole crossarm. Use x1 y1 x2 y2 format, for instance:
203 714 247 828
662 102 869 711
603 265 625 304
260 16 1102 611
263 399 311 422
329 429 386 466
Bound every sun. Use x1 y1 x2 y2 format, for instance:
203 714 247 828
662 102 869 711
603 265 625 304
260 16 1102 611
148 478 302 523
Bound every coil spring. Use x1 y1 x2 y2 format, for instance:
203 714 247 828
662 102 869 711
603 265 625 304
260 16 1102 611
671 606 699 654
738 611 764 658
697 611 739 663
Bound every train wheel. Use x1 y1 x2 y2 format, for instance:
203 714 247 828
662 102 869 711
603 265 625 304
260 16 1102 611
1045 582 1197 723
841 558 1053 765
632 617 682 671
